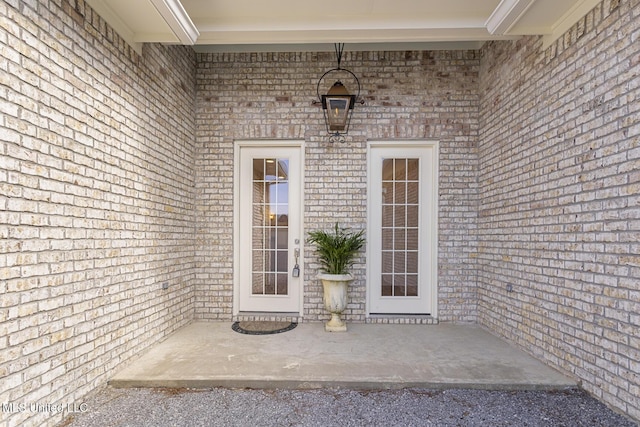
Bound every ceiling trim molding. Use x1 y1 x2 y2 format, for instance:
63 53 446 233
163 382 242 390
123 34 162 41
192 41 487 53
194 27 510 46
84 0 143 54
485 0 537 35
149 0 200 44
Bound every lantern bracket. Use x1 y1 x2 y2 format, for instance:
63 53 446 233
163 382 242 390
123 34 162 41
315 43 362 106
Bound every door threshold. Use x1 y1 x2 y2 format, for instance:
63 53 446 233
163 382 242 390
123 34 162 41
367 314 438 325
234 312 302 322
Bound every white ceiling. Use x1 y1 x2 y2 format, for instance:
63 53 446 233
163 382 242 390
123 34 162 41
85 0 600 53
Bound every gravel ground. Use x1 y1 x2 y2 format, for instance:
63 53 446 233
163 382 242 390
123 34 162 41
58 387 637 427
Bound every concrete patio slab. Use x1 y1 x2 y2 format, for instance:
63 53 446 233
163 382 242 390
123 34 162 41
110 322 576 390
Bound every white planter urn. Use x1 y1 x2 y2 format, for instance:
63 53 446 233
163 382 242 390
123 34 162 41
319 273 353 332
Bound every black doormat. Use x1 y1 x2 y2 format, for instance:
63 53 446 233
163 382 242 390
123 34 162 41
232 321 297 335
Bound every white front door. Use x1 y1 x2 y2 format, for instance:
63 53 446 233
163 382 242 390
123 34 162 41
368 142 438 315
235 142 304 313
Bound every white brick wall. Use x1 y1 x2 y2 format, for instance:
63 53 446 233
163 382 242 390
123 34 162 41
1 0 638 424
194 50 480 323
479 0 640 421
1 1 196 426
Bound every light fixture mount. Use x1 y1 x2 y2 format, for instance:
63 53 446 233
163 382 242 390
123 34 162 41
315 43 363 143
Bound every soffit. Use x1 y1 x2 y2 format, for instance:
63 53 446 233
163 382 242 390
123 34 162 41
84 0 601 53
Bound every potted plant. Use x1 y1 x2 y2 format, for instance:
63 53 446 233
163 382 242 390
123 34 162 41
307 223 365 332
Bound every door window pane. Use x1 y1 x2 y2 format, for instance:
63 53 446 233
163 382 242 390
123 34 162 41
380 158 420 298
252 158 289 295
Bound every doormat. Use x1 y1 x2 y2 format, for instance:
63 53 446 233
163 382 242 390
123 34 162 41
232 321 297 335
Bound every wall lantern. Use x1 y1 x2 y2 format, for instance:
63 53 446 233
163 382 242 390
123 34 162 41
315 43 363 143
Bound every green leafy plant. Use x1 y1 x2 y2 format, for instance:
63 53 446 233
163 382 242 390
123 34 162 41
307 223 366 275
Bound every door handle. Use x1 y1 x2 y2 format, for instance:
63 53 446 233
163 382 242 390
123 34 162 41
292 247 300 277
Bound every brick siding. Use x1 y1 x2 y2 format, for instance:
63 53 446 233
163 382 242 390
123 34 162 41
478 0 640 421
1 0 638 425
194 50 480 323
1 1 196 426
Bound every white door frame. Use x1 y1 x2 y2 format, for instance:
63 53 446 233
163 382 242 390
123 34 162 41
233 140 305 316
366 141 439 316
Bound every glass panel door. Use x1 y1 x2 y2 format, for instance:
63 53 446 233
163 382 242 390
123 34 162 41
237 144 302 313
368 143 438 315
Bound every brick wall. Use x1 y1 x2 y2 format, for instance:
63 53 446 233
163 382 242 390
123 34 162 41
478 0 640 421
6 0 637 424
194 50 480 323
0 1 196 426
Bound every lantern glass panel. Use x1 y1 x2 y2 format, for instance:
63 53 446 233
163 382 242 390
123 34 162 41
326 97 351 130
